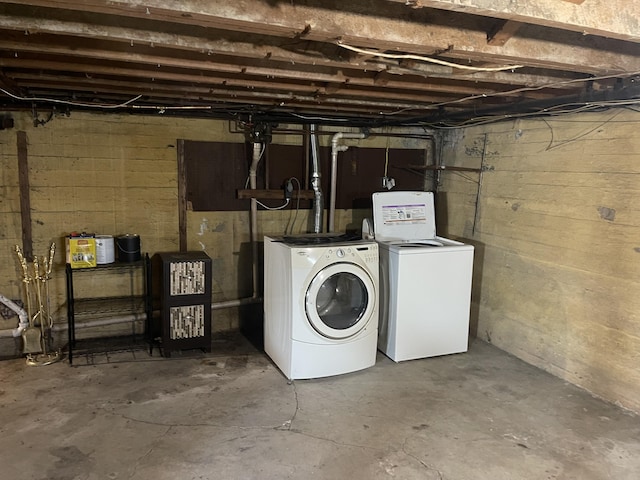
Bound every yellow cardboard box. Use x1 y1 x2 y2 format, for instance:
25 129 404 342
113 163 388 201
66 235 97 268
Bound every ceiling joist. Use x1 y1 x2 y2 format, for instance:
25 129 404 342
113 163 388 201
0 0 637 125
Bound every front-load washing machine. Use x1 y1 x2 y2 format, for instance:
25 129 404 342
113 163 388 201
264 235 379 380
372 191 474 362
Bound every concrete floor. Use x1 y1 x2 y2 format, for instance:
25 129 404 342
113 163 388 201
0 331 639 480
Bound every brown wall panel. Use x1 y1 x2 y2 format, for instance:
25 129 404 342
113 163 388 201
186 142 426 212
184 141 249 212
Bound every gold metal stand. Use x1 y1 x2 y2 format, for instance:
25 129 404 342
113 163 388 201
16 243 63 366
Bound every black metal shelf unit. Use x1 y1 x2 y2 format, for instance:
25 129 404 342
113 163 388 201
151 252 212 357
65 255 152 364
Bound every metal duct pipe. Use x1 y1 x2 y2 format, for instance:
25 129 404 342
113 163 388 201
310 124 323 234
249 142 261 298
329 132 366 232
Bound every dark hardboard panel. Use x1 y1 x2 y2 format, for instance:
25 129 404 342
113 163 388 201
184 141 250 211
184 140 426 211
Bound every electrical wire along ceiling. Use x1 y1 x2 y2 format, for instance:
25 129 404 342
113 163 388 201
0 0 639 127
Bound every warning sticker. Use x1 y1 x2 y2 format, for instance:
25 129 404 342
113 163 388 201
381 203 427 225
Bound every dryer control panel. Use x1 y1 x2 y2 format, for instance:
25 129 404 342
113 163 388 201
356 244 378 265
323 243 378 266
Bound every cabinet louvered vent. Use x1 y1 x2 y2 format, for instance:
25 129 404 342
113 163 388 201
169 305 205 339
170 261 206 295
152 252 212 356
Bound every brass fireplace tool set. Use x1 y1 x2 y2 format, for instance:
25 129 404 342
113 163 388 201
15 243 63 366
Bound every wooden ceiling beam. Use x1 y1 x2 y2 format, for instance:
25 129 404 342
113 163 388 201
0 16 364 73
10 69 558 122
4 52 567 105
392 67 583 90
0 1 636 74
7 58 510 104
1 58 340 96
10 71 580 120
441 35 639 76
0 67 23 94
17 79 449 117
13 58 546 106
0 38 576 99
0 35 359 85
386 0 639 42
0 0 635 123
384 63 583 90
8 68 470 107
487 20 523 46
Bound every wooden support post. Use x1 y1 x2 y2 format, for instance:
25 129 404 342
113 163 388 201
17 131 33 260
177 139 187 252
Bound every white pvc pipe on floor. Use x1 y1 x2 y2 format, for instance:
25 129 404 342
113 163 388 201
0 294 29 338
0 296 264 338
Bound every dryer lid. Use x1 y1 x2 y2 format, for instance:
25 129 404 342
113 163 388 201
372 191 436 241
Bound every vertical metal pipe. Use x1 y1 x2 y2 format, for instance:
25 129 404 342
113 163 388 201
329 132 366 232
310 124 323 234
249 142 261 298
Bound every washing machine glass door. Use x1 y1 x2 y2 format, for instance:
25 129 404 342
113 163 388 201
305 262 376 340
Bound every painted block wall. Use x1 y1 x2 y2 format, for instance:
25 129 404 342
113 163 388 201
1 112 231 333
0 111 420 336
439 108 640 413
2 106 638 412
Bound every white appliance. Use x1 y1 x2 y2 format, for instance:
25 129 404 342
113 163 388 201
372 191 474 362
263 235 379 380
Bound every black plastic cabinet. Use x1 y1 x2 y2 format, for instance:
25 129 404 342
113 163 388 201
65 254 152 364
151 252 212 356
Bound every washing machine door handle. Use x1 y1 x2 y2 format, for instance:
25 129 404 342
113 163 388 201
305 262 376 340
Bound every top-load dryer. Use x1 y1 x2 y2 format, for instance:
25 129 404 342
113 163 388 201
372 191 474 362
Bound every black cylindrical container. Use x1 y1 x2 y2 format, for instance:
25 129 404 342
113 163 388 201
116 234 141 262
